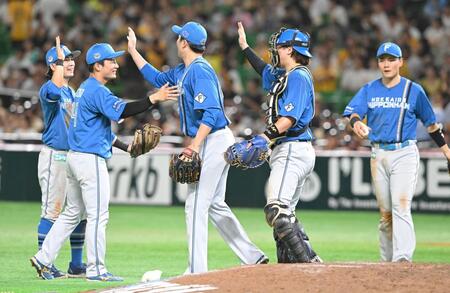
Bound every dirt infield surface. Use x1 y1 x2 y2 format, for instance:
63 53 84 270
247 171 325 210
172 263 450 292
99 262 450 293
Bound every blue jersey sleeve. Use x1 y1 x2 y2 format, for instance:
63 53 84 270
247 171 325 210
40 81 62 102
140 63 177 87
343 85 369 118
414 84 436 127
262 64 285 91
89 87 126 122
277 72 310 122
191 65 221 111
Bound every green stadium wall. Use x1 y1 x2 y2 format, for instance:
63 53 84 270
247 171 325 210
1 149 449 213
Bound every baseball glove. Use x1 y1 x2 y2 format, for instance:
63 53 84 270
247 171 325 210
224 135 270 169
130 123 162 158
169 148 202 184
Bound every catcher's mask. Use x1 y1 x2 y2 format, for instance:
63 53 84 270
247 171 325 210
269 28 312 69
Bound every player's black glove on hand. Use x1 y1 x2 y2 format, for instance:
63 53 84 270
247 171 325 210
169 148 202 184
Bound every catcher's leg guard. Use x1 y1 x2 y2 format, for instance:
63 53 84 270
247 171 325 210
265 202 310 263
294 218 319 260
273 229 296 263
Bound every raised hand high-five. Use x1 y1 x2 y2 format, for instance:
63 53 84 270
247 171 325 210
237 21 249 50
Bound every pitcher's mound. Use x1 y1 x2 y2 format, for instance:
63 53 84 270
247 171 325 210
172 263 450 293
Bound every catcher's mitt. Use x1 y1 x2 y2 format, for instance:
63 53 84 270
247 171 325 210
130 123 162 158
224 135 270 169
169 148 202 184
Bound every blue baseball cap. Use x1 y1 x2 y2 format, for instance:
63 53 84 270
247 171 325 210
86 43 125 65
171 21 207 50
45 45 81 66
376 42 402 58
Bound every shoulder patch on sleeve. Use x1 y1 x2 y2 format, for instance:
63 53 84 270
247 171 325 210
195 93 206 103
284 102 295 112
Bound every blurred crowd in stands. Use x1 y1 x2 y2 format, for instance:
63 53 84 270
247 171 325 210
0 0 449 149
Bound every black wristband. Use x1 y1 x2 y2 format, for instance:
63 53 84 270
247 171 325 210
264 124 282 140
429 127 446 148
55 59 64 66
349 116 361 128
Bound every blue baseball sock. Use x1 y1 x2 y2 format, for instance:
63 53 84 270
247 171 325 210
69 220 86 267
38 218 54 249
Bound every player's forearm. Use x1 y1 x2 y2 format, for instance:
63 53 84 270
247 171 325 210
274 117 294 133
129 48 148 70
242 47 267 76
51 62 65 88
427 123 448 153
113 137 130 152
427 124 450 159
261 117 294 142
120 97 153 118
191 123 212 151
140 63 166 87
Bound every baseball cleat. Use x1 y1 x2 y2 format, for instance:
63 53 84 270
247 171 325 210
310 255 323 263
256 255 269 264
30 256 54 280
50 265 68 279
86 272 123 282
68 262 87 278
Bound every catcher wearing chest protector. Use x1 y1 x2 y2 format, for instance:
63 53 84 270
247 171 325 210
224 22 323 264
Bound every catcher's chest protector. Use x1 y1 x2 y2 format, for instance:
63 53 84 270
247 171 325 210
266 65 310 125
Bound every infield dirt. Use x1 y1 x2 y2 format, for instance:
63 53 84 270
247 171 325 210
171 262 450 292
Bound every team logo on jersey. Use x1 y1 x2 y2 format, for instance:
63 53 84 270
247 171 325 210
284 103 295 112
195 93 206 103
368 97 410 109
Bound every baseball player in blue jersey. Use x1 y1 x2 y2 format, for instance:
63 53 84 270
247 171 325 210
237 22 321 263
36 36 87 278
128 22 268 274
343 42 450 262
31 43 179 281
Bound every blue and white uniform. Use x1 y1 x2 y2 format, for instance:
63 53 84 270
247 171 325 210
343 76 436 262
35 43 126 279
36 44 86 276
262 64 316 211
140 55 266 273
38 80 74 221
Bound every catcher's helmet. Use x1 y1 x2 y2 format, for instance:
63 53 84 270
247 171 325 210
276 29 312 58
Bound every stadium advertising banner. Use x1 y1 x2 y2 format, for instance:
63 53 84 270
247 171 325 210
0 149 449 212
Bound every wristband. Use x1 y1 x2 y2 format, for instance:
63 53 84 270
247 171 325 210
349 116 361 128
429 127 446 148
264 124 282 140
